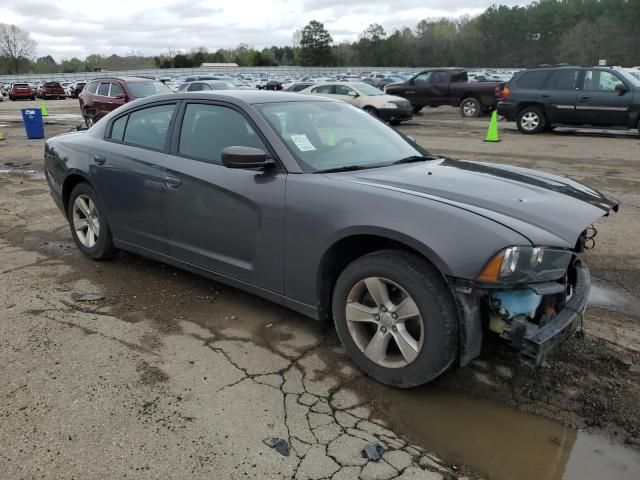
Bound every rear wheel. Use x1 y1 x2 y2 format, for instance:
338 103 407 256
67 183 116 260
516 106 546 134
460 97 481 117
332 250 459 388
389 120 401 126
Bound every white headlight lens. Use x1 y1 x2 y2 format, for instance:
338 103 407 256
382 102 398 108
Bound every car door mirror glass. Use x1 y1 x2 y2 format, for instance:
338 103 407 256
221 146 274 169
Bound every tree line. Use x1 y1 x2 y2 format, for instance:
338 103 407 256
2 0 640 75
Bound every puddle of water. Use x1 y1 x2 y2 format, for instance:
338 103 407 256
589 278 640 317
374 388 640 480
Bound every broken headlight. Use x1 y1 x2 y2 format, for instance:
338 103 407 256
477 246 572 284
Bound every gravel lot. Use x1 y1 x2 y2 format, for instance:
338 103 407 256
1 98 639 480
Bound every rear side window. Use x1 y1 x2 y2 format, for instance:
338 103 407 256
97 83 110 96
110 115 128 141
123 104 175 150
178 104 266 164
544 70 579 90
516 70 551 89
86 82 99 94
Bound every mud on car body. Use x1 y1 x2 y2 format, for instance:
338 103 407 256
43 91 618 388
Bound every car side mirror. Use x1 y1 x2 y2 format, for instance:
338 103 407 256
115 93 127 100
615 83 628 95
221 146 274 169
348 91 358 97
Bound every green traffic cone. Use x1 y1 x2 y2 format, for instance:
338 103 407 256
484 110 500 142
40 102 48 117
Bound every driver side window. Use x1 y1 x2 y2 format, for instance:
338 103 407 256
335 85 354 96
413 72 432 84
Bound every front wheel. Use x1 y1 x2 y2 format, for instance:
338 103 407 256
460 97 481 117
412 106 423 114
332 250 459 388
67 183 116 260
516 106 546 134
363 106 378 117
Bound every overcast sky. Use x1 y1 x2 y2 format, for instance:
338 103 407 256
2 0 528 60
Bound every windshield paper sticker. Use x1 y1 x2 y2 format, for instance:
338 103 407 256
291 134 316 151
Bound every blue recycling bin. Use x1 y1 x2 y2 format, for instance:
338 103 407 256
21 108 45 139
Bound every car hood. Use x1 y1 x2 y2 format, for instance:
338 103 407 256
328 158 618 248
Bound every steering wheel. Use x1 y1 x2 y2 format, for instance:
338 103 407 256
332 137 357 149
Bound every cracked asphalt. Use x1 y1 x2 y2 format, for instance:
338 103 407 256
0 172 462 479
1 99 640 480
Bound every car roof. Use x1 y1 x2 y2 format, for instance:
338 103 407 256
308 82 369 88
129 91 336 108
90 76 156 83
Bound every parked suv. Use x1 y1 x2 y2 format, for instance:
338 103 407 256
79 76 173 127
69 81 87 99
498 65 640 134
39 81 66 100
9 83 35 101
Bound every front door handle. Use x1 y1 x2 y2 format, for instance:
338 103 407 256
540 94 550 98
93 155 106 165
580 96 591 101
163 175 182 189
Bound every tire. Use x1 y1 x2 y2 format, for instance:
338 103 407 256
30 96 35 100
412 106 423 114
516 106 546 134
83 109 98 128
332 250 459 388
67 183 116 260
460 97 481 117
363 106 378 117
389 120 401 126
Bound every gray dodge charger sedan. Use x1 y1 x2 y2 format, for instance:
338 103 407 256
44 91 618 387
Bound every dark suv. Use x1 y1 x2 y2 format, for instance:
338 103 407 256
498 66 640 134
79 77 172 127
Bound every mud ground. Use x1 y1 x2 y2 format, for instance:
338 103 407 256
1 98 639 479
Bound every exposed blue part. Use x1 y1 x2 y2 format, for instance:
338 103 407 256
491 290 542 319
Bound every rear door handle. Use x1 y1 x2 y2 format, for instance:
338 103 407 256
540 94 550 98
163 175 182 189
580 96 591 100
93 155 106 165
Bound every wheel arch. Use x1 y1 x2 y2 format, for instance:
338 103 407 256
516 101 546 117
62 172 92 214
315 229 452 323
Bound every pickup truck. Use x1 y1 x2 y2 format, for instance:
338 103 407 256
384 68 505 117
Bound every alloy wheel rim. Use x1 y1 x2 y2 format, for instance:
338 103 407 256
345 277 424 368
72 194 100 248
463 101 477 116
521 112 539 131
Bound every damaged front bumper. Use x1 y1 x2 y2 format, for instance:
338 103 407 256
515 260 590 367
455 259 591 368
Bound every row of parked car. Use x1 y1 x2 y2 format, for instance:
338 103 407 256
0 80 88 101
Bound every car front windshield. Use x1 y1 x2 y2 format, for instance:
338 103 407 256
354 83 384 96
128 81 173 98
622 69 640 86
256 101 429 173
